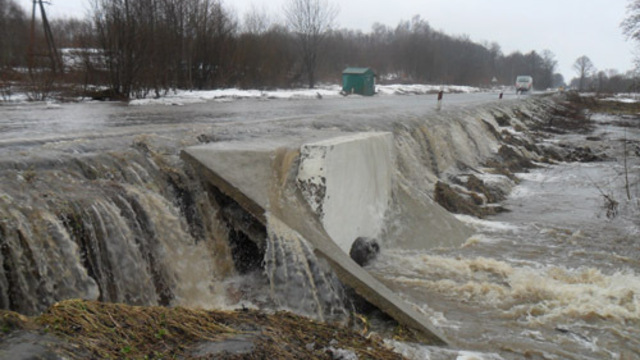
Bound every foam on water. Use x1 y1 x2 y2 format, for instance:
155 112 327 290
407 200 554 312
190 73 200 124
385 340 505 360
371 250 640 327
455 214 523 232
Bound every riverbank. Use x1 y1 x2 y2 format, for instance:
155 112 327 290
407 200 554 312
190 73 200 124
431 91 609 219
0 299 406 359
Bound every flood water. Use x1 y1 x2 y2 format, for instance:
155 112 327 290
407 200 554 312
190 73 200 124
0 92 504 141
370 113 640 359
1 94 638 359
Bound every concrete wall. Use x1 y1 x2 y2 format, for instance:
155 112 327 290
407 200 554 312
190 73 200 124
297 133 394 253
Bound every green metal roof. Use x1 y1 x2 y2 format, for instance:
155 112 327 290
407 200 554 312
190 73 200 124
342 67 375 75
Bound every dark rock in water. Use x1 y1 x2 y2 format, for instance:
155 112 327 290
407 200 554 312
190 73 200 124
466 174 506 203
434 181 484 218
434 181 508 218
497 145 535 172
567 146 606 162
349 237 380 267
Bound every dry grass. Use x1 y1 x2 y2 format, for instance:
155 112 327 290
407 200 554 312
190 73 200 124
1 300 406 359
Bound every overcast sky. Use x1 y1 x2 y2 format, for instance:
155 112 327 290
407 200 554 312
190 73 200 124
33 0 636 82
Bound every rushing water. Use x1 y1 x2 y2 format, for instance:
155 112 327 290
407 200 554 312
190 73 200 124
0 95 638 359
369 112 640 359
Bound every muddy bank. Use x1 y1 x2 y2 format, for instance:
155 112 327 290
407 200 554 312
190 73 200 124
0 299 406 360
432 93 610 218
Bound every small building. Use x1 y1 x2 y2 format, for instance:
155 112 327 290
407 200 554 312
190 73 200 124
342 67 376 96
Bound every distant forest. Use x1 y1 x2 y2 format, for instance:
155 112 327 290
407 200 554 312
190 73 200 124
0 0 637 99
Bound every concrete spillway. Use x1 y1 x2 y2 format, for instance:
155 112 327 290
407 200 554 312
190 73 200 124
297 132 394 253
182 131 474 345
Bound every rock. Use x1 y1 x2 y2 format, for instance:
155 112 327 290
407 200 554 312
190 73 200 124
466 174 506 203
497 145 535 172
349 237 380 267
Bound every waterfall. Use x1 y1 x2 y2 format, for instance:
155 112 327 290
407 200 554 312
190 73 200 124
265 214 350 322
0 148 233 315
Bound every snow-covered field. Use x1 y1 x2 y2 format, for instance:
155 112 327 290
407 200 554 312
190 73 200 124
600 93 640 103
0 83 485 106
124 85 483 106
0 92 29 103
126 84 485 106
577 92 640 103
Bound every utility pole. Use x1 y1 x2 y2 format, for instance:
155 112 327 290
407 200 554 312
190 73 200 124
28 0 63 75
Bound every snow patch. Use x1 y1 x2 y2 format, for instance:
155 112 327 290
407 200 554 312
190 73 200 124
126 84 483 106
324 346 358 360
128 86 343 106
600 94 640 103
376 84 482 95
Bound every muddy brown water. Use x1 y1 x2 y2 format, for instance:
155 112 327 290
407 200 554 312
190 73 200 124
369 113 640 359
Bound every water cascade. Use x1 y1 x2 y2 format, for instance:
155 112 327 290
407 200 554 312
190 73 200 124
0 148 234 315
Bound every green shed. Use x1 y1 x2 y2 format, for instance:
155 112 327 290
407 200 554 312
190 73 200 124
342 67 376 96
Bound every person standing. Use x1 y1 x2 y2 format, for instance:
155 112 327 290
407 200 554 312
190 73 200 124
436 90 444 111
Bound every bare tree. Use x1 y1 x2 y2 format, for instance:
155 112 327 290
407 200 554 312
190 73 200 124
0 0 28 68
243 4 271 35
0 0 28 100
284 0 338 88
538 49 558 89
573 55 595 92
552 73 566 88
91 0 236 98
622 0 640 41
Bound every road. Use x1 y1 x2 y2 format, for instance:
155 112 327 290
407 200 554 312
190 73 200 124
0 91 528 147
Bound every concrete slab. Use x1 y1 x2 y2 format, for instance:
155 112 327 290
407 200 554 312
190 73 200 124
298 132 393 253
181 133 459 345
182 139 295 222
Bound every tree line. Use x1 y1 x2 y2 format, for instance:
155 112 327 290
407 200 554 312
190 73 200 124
569 55 640 93
0 0 637 99
0 0 29 71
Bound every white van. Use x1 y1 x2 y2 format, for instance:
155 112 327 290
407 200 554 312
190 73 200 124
515 76 533 93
